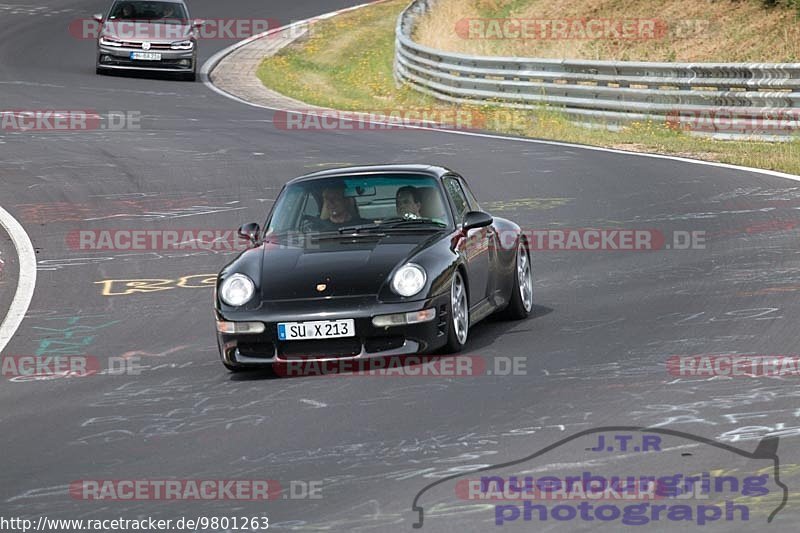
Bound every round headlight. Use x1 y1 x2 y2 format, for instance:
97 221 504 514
220 274 255 307
391 264 426 297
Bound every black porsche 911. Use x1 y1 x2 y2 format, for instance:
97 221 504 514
214 164 533 372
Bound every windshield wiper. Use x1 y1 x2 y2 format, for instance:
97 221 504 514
337 219 446 234
337 223 384 234
313 229 385 239
380 218 447 229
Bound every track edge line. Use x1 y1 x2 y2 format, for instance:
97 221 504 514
0 205 36 355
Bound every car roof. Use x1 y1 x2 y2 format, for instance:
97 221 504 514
287 164 457 185
112 0 186 4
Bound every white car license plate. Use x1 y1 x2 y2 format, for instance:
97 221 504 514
278 319 355 341
130 52 162 61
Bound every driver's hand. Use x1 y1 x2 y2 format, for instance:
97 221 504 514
300 217 319 233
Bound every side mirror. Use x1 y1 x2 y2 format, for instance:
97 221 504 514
192 19 205 29
462 211 493 231
238 222 261 244
92 13 104 22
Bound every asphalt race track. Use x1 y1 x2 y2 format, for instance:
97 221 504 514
2 1 800 531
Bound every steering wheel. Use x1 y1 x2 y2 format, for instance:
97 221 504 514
300 215 323 233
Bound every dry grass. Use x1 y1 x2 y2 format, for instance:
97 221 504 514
258 0 433 110
415 0 800 61
257 0 800 175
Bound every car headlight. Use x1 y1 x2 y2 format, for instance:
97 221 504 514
170 40 194 50
99 35 123 47
391 263 426 297
219 274 255 307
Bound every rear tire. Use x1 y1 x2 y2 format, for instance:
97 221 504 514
501 240 533 320
443 270 469 353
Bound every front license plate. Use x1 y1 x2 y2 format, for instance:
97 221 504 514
278 319 355 341
130 52 162 61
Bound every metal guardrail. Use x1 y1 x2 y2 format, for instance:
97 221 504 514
394 0 800 139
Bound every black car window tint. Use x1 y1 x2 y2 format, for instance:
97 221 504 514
444 177 469 219
301 193 320 216
459 179 481 211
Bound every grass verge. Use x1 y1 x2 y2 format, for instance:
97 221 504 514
415 0 800 62
257 0 800 175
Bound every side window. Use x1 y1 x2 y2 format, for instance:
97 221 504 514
301 193 320 216
459 179 481 211
444 177 470 220
267 187 302 233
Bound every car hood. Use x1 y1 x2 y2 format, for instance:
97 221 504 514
259 233 438 301
102 21 191 41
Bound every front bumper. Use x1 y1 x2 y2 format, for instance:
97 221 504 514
216 292 451 368
97 44 196 72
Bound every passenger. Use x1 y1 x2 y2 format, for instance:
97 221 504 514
395 186 423 219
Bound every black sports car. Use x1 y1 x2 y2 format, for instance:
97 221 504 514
214 165 533 372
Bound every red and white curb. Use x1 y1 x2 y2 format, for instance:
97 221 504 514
200 0 393 107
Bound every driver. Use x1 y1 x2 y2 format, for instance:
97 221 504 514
114 3 135 19
305 181 370 231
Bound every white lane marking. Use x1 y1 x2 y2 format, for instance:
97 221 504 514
299 399 328 408
4 484 71 503
201 4 800 183
0 205 36 355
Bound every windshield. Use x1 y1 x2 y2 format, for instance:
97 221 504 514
266 175 452 235
108 1 188 23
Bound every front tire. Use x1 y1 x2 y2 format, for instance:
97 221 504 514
501 240 533 320
443 270 469 353
223 361 243 372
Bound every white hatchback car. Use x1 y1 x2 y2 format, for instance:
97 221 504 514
95 0 201 81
